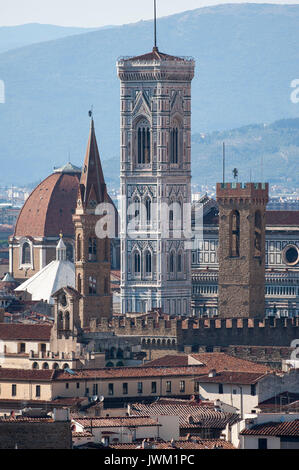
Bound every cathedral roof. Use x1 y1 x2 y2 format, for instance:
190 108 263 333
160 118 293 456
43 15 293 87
15 239 75 304
14 165 81 238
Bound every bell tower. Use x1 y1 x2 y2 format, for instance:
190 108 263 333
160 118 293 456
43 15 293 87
117 48 195 316
216 182 269 318
73 118 112 327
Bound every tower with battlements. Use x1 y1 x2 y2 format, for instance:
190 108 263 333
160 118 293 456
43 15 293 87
117 47 195 315
216 182 269 318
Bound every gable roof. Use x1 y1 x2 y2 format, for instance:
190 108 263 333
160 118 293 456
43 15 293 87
73 416 160 429
0 323 52 341
130 399 239 430
0 368 55 381
145 353 269 374
240 419 299 437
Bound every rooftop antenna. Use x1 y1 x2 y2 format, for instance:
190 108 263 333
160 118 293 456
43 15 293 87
222 142 225 184
153 0 157 50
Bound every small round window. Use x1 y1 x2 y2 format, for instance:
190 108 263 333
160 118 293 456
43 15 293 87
283 245 299 266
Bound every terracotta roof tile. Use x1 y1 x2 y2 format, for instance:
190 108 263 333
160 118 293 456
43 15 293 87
197 371 267 385
73 416 160 428
0 323 52 341
240 419 299 436
130 400 239 429
0 368 55 381
54 365 209 381
146 353 269 374
266 211 299 226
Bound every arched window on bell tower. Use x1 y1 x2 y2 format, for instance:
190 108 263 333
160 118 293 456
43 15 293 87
145 197 151 225
77 234 82 261
77 274 82 294
170 118 182 164
133 250 141 276
137 118 151 164
145 250 152 276
230 210 240 257
254 210 262 257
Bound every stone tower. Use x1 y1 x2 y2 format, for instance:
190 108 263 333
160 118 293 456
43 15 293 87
117 47 195 315
72 118 112 327
216 182 269 318
51 286 81 355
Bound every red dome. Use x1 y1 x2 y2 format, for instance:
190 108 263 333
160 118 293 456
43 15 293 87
14 166 81 238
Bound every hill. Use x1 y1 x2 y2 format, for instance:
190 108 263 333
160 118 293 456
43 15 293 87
0 4 298 187
101 118 299 190
0 23 97 54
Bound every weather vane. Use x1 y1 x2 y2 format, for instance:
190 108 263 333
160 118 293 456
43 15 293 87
233 168 238 180
88 106 93 119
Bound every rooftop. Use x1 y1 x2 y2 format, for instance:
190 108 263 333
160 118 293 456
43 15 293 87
129 399 239 430
240 419 299 437
0 323 52 341
73 416 160 428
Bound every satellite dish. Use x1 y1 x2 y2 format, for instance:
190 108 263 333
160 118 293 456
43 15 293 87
99 395 104 403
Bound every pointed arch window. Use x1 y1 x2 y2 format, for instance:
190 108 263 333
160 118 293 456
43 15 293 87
230 210 240 257
254 210 262 257
22 242 31 264
134 251 141 275
177 252 182 272
58 311 63 330
77 235 82 261
145 197 152 225
145 250 152 275
137 119 151 164
133 197 141 228
77 274 82 294
169 251 175 273
170 128 178 163
170 120 181 164
88 238 97 262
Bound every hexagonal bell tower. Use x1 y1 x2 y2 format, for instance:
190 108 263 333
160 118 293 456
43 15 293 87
117 47 195 316
216 182 269 318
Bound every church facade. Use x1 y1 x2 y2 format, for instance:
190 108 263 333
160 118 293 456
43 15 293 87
117 47 195 315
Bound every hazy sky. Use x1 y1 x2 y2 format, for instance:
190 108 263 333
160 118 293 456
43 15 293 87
0 0 298 27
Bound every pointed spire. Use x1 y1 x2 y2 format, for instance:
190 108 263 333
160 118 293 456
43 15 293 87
79 117 107 209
